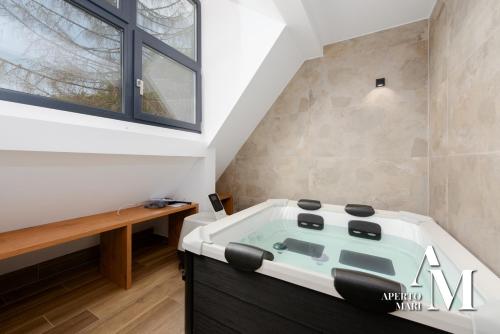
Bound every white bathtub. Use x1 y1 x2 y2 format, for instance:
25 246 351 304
183 199 500 334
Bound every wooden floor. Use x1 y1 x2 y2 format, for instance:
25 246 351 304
0 243 185 334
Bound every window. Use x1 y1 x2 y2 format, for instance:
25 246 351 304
0 0 201 132
137 0 196 59
141 45 196 124
104 0 118 8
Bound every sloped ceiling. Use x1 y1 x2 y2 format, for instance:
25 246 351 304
304 0 436 45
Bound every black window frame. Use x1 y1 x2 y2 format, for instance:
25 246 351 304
0 0 202 133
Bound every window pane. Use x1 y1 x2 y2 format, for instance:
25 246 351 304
137 0 196 60
0 0 123 112
142 46 195 124
104 0 119 8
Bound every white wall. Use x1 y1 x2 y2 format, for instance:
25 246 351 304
201 0 286 144
0 100 206 157
201 0 324 178
211 27 306 178
175 147 216 211
0 151 200 232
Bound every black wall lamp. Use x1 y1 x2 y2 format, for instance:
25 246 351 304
376 78 386 87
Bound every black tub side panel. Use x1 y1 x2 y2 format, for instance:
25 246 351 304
195 282 319 334
186 253 449 334
185 252 194 334
193 312 235 334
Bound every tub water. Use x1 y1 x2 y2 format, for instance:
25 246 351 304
240 218 459 308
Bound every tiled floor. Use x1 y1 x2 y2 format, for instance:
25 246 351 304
0 243 185 334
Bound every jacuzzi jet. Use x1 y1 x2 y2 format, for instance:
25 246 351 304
273 242 287 251
313 253 329 264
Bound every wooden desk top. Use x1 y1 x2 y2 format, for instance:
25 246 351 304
0 203 198 261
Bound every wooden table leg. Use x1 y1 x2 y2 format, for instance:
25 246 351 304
168 207 199 248
100 225 132 289
222 196 234 215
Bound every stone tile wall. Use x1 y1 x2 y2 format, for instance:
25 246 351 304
217 20 429 215
429 0 500 274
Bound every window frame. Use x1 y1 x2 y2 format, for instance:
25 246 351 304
0 0 202 133
134 29 201 132
86 0 130 22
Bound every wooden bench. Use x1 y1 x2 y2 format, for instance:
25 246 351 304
0 203 198 289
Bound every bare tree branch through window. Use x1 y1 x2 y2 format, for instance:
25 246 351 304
0 0 122 112
137 0 195 60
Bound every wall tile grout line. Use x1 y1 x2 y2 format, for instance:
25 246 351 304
427 16 432 216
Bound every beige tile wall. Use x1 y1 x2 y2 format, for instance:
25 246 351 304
429 0 500 275
217 20 429 215
217 0 500 277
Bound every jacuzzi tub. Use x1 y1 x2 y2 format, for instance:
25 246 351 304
183 199 500 334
